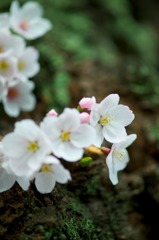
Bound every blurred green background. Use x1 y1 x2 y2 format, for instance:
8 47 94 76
1 0 159 106
1 0 159 142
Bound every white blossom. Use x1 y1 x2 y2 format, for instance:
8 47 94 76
106 134 137 185
0 29 25 57
2 119 52 178
0 52 17 79
90 94 135 146
17 46 40 79
41 108 95 162
2 79 36 117
10 1 52 40
0 142 30 192
34 155 71 194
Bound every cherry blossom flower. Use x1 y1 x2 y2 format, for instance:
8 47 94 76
2 79 36 117
17 46 40 79
41 108 95 162
0 142 30 192
106 134 137 185
34 155 71 194
79 96 96 111
10 1 52 40
90 94 135 146
0 52 17 79
2 119 52 178
0 29 25 57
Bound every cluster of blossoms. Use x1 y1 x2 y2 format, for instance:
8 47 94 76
0 94 136 194
0 1 52 117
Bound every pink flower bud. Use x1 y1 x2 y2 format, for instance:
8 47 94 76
47 109 58 117
79 96 96 111
80 112 90 124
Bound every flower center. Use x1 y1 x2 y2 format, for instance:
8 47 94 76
113 151 124 161
60 131 70 142
28 141 39 152
0 46 4 53
18 60 25 71
19 21 29 31
0 61 9 71
8 87 19 100
99 115 110 126
41 164 52 172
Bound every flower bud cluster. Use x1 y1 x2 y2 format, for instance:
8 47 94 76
0 94 136 194
0 1 52 117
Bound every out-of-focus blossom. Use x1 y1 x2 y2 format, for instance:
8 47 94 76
0 142 30 192
2 119 52 178
34 155 71 193
0 30 25 57
17 46 40 79
10 1 52 40
2 79 36 117
0 52 17 79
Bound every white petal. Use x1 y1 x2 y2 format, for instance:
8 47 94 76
35 172 56 194
54 141 83 162
106 151 118 185
98 94 119 115
16 177 30 190
2 98 21 117
2 133 27 158
10 1 20 15
92 124 104 147
43 155 59 165
0 13 10 29
90 106 100 126
9 156 34 178
115 134 137 150
0 168 15 192
102 122 127 143
71 124 95 148
53 163 71 184
20 93 36 111
59 108 80 132
106 148 129 185
111 105 135 126
21 2 43 19
40 116 61 139
20 19 52 40
18 47 40 77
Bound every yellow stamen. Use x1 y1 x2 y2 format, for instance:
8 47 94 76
28 141 39 152
60 131 70 142
0 61 9 71
0 46 3 53
41 164 52 172
18 60 25 71
99 116 110 126
113 151 124 161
